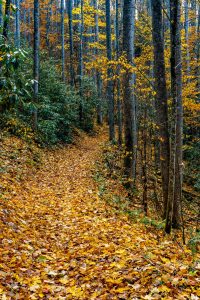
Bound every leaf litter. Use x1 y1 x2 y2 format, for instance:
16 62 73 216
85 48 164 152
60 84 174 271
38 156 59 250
0 131 199 299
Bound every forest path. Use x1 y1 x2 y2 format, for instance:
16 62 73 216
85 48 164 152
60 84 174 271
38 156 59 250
0 130 199 299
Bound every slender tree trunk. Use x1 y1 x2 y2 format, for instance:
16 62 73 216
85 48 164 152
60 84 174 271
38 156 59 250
94 0 103 125
106 0 115 141
3 0 11 40
142 108 148 215
184 0 190 80
79 0 84 125
196 4 200 101
172 0 183 229
0 2 3 30
116 0 122 144
151 0 170 218
123 0 137 185
33 0 40 130
15 0 20 48
68 0 74 86
61 0 65 81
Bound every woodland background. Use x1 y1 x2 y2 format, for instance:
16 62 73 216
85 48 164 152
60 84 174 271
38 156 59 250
0 0 200 298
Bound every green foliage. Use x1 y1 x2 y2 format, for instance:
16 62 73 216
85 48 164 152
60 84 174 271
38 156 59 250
140 217 165 230
184 142 200 191
0 42 31 113
36 60 80 145
188 231 200 255
0 43 100 146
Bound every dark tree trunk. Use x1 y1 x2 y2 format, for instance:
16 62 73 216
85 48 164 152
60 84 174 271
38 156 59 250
94 0 103 125
184 0 190 80
15 0 20 48
151 0 170 219
123 0 137 184
61 0 65 81
116 0 122 144
171 0 183 229
106 0 115 141
68 0 74 86
3 0 11 39
33 0 40 130
142 108 148 215
0 2 3 30
79 0 84 125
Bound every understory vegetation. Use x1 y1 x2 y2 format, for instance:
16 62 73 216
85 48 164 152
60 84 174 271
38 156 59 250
0 44 99 146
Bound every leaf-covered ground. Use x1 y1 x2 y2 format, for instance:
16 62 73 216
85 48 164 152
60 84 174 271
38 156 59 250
0 131 199 299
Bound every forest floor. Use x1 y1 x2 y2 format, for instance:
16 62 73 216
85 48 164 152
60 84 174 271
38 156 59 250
0 129 199 300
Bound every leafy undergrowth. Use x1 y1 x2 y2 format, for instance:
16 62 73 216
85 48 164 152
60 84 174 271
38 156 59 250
0 130 199 299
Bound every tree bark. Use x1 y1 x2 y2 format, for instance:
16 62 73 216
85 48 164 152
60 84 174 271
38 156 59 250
3 0 11 40
151 0 170 218
0 1 3 30
106 0 115 141
15 0 20 48
184 0 190 80
171 0 183 229
94 0 103 125
123 0 137 184
68 0 74 86
116 0 122 144
33 0 40 130
61 0 65 81
79 0 84 125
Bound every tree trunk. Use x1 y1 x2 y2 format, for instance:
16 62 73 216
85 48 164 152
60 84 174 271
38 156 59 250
184 0 190 80
123 0 137 184
94 0 103 125
116 0 122 144
106 0 115 141
196 4 200 101
3 0 11 40
33 0 40 131
172 0 183 229
15 0 20 48
142 108 148 215
0 2 3 30
79 0 84 125
151 0 170 219
68 0 74 86
61 0 65 81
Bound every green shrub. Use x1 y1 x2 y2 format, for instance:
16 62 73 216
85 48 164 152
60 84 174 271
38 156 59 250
0 44 101 146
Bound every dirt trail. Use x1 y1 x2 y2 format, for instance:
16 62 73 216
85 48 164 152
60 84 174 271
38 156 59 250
0 131 199 299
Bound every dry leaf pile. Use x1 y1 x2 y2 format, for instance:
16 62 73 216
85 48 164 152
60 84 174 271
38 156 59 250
0 132 199 299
